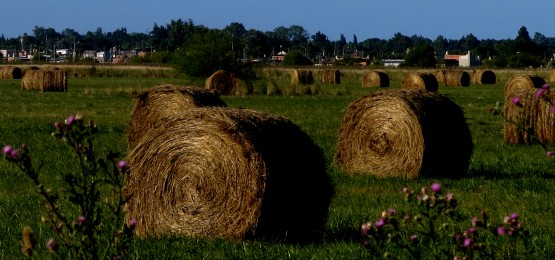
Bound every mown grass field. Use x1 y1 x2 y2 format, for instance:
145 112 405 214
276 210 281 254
1 66 555 258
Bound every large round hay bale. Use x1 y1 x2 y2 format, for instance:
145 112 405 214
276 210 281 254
362 71 389 87
445 70 470 87
205 70 238 95
1 66 22 79
22 66 39 77
472 69 496 84
321 69 341 84
21 69 39 90
334 89 472 179
291 70 314 85
435 70 447 86
124 107 333 240
402 72 438 91
24 68 68 92
126 84 227 150
504 74 547 144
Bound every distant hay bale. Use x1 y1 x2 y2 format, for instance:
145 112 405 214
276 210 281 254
334 89 472 179
445 70 471 87
435 70 447 86
402 72 438 91
124 107 333 240
205 70 238 95
22 66 39 77
1 66 22 79
504 74 547 144
321 69 341 84
21 68 67 92
362 71 389 87
126 84 227 150
472 69 496 84
291 70 314 85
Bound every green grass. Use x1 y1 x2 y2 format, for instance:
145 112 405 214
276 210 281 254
1 68 555 258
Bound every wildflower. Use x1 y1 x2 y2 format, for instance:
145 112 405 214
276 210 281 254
78 216 86 225
467 227 476 234
361 222 372 235
402 187 410 195
116 160 128 169
45 238 58 251
388 208 397 216
463 238 472 247
510 213 518 220
65 115 75 125
511 97 521 105
543 83 550 90
430 183 442 193
547 151 554 158
128 219 137 228
534 88 546 98
10 149 19 159
375 218 385 228
2 145 12 156
409 234 418 242
497 226 506 236
54 121 61 129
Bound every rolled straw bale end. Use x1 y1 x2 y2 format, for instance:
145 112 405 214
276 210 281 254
362 71 390 87
334 89 472 179
205 70 239 95
402 73 438 91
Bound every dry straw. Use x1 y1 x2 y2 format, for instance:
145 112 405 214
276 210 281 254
124 107 333 240
503 74 548 144
205 70 239 95
445 70 471 87
126 84 227 150
291 69 314 85
334 89 472 179
435 70 446 86
402 72 438 91
472 69 496 84
551 70 555 82
362 71 390 87
320 69 341 84
0 66 22 79
21 68 67 91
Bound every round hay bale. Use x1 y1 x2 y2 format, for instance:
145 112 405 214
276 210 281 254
435 70 447 86
21 69 39 90
22 66 39 77
402 72 438 91
321 69 341 84
550 70 555 83
445 70 471 87
472 69 496 84
124 107 333 240
291 70 314 85
1 66 22 79
504 74 547 144
334 89 472 179
126 84 227 150
362 71 389 87
205 70 238 95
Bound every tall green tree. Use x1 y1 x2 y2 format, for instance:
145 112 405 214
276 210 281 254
403 43 437 68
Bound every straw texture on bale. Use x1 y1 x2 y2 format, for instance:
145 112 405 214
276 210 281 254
504 74 548 144
320 69 341 84
445 70 470 87
291 70 314 85
21 68 67 92
124 107 333 240
435 70 446 86
126 84 227 150
205 70 238 95
334 89 472 179
0 66 22 79
550 70 555 82
472 69 496 84
362 71 390 87
402 72 438 91
22 66 39 77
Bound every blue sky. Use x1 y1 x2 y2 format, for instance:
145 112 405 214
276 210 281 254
2 0 554 41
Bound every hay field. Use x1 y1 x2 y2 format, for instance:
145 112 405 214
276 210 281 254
1 67 555 258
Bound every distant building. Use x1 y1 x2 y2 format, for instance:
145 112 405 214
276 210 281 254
383 59 404 67
444 51 480 67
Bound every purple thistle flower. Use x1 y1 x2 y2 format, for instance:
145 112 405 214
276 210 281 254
128 218 137 228
430 183 442 193
116 160 128 169
2 145 12 156
511 97 521 105
54 121 61 129
510 213 518 220
10 149 19 159
548 151 554 158
467 227 476 234
534 88 546 98
463 238 472 247
409 234 418 242
65 115 75 125
46 238 58 251
543 83 550 90
497 226 506 236
388 208 397 215
78 215 86 225
375 218 385 228
445 193 455 203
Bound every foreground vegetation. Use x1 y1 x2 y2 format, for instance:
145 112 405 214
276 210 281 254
1 67 555 258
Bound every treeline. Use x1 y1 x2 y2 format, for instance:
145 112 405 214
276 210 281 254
1 19 555 68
